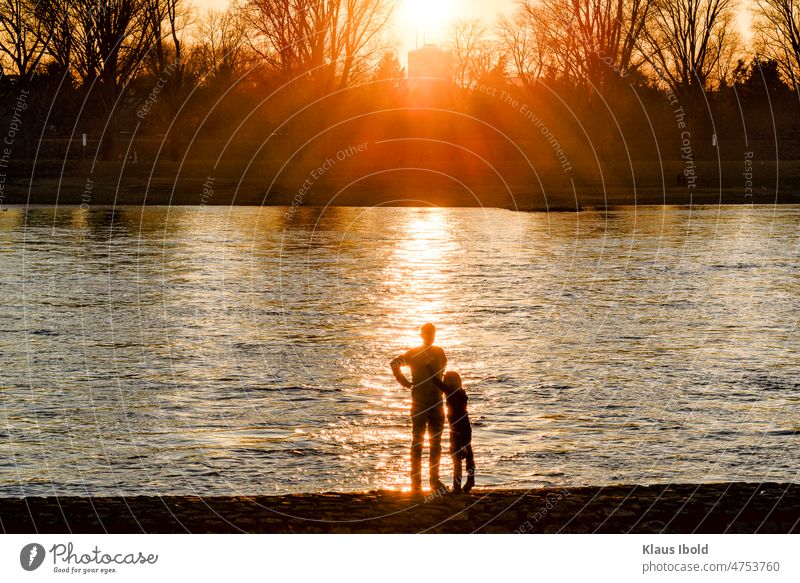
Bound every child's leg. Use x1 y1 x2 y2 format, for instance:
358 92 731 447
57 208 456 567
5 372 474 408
452 454 462 492
464 446 475 492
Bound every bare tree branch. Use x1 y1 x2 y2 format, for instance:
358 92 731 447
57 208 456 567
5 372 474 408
753 0 800 91
643 0 739 95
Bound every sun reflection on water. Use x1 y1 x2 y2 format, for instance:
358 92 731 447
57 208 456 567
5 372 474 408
383 208 461 347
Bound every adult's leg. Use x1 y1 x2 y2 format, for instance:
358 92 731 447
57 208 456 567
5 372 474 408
464 445 475 492
427 407 445 489
410 411 427 491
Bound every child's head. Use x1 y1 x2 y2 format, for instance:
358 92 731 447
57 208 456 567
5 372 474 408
442 371 462 393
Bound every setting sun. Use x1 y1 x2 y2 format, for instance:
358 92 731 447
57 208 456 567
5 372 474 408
399 0 458 43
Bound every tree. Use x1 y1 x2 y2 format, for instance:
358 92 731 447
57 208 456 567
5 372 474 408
36 0 73 75
338 0 397 88
0 0 51 82
143 0 193 160
372 50 404 82
369 50 405 107
753 0 800 92
72 0 154 92
446 18 499 90
733 57 789 100
644 0 739 97
0 0 66 158
71 0 157 157
535 0 653 93
496 3 551 93
193 8 251 89
238 0 397 91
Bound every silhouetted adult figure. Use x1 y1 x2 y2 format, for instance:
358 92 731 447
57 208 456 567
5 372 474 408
391 323 448 493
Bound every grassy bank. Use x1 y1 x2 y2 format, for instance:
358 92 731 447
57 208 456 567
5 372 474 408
1 483 797 533
2 158 800 208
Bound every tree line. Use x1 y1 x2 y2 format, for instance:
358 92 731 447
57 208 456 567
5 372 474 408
1 0 799 162
451 0 800 100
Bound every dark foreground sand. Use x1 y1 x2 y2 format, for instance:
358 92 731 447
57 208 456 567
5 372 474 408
1 483 798 533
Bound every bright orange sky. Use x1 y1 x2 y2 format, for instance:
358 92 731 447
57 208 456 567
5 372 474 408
192 0 752 65
192 0 516 61
397 0 514 45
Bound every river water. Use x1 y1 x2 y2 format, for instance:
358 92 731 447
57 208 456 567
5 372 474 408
0 205 798 496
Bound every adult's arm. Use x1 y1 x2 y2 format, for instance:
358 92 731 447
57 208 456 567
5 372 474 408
430 375 448 392
390 353 412 388
426 363 448 392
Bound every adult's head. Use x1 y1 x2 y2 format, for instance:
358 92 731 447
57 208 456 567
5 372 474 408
420 322 436 346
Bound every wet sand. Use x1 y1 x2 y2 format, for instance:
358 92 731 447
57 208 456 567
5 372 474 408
1 483 797 533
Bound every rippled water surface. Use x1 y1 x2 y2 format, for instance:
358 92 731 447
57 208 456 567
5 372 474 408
0 205 798 496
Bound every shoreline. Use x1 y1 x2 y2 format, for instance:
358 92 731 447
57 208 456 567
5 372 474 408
1 483 797 533
1 190 799 209
2 170 799 208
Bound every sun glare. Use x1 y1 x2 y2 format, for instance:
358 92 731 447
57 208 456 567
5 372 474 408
382 209 460 348
400 0 458 42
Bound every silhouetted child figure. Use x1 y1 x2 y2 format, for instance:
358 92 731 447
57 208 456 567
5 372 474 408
429 367 475 493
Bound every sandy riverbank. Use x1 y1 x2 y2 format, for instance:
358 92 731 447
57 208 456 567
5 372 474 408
1 483 797 534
